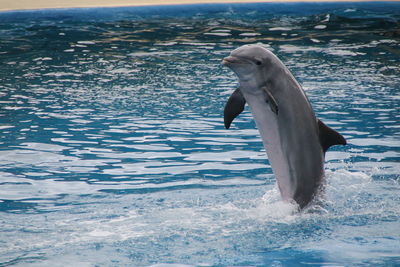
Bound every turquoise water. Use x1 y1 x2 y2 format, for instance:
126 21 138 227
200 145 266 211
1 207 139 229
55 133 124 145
0 2 399 266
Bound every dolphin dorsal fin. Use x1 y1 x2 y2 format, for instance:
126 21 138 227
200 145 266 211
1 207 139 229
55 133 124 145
318 119 347 153
224 88 246 129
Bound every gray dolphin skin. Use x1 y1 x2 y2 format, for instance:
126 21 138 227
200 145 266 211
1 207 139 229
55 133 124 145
222 44 346 209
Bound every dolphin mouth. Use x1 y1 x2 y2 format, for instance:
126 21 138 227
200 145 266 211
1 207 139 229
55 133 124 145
222 56 244 65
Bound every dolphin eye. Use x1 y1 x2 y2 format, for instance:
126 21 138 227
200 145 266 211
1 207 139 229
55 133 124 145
256 60 262 66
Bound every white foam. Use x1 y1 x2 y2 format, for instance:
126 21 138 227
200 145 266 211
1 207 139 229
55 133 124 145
326 169 372 190
252 188 299 222
88 229 113 237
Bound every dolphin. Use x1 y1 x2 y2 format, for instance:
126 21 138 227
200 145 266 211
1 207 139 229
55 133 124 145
222 44 346 209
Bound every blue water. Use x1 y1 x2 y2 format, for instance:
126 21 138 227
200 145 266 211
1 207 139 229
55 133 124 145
0 2 399 266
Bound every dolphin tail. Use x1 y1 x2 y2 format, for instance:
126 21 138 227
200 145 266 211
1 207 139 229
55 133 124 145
318 119 347 153
224 88 246 129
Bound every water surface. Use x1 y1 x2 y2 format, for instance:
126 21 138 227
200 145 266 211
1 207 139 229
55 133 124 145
0 2 399 266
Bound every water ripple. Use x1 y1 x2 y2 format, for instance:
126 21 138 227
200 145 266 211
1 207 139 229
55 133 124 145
0 3 399 266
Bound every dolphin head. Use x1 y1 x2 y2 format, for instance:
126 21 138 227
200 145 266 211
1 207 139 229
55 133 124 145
222 44 275 89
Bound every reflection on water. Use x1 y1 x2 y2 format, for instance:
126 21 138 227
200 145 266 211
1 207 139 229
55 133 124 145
0 3 399 266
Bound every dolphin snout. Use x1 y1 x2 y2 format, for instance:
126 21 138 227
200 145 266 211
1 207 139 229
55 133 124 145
222 56 240 65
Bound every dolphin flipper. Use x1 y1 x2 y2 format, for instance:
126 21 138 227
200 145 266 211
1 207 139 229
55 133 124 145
224 88 246 129
262 87 279 115
318 119 347 153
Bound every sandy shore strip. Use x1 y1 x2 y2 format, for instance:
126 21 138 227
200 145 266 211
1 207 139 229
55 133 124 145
0 0 397 12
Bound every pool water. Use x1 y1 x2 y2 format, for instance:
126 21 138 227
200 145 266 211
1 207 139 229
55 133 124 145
0 2 399 266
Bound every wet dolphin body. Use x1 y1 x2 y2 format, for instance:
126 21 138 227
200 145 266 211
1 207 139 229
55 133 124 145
222 44 346 209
